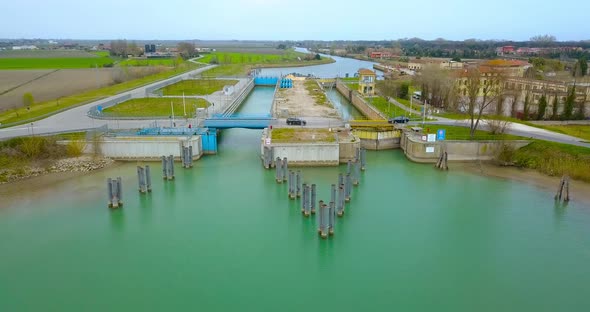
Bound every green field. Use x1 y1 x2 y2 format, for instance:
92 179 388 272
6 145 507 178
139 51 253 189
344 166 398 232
0 62 201 125
162 79 239 96
365 96 397 118
118 58 177 67
102 97 209 117
0 57 114 69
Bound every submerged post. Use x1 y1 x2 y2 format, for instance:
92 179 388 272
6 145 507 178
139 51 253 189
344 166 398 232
108 177 123 208
337 185 345 216
318 200 325 235
107 178 113 207
289 171 295 199
145 165 152 192
302 183 309 216
347 159 352 175
331 184 336 205
360 148 366 171
353 161 360 186
311 184 317 215
189 145 193 168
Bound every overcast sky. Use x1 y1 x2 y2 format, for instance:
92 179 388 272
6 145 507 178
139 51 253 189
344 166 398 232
3 0 589 41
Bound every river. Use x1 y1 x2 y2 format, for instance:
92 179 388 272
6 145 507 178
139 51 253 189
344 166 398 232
1 55 589 311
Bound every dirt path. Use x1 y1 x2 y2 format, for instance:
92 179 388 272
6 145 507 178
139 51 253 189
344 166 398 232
275 80 339 118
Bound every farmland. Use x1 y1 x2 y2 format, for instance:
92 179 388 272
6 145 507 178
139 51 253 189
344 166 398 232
0 62 200 125
102 97 210 117
162 79 239 95
0 50 115 69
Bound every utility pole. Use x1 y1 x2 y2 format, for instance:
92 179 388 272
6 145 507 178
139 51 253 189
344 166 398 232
183 91 186 117
171 101 175 127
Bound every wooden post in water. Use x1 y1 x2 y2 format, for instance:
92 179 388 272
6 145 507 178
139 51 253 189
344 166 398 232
296 170 301 198
337 184 345 217
162 156 168 180
107 177 123 208
275 157 282 183
319 202 329 239
328 201 335 236
360 148 367 171
555 175 571 202
137 166 146 193
345 173 352 202
302 183 309 216
282 157 288 182
167 155 175 180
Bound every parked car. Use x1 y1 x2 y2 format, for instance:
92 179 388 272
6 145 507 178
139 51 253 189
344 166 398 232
286 118 307 126
388 116 410 124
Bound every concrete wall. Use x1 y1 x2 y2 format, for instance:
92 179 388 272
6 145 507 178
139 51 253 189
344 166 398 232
338 140 361 163
335 81 386 120
270 143 340 166
353 129 401 150
96 136 203 161
401 132 530 163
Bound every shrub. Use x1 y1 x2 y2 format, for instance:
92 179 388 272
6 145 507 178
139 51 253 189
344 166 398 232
66 141 86 157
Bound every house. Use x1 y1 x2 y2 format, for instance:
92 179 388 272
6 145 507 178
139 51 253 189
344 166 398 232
12 45 38 50
479 59 531 77
357 68 376 96
370 51 393 59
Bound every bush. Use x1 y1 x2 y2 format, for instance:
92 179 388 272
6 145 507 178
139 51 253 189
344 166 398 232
66 141 86 157
18 137 46 158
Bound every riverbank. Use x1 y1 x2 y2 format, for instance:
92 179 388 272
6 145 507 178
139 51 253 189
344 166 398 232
0 155 115 185
457 161 590 204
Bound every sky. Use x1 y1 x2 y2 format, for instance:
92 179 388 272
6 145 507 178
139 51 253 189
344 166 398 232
2 0 589 41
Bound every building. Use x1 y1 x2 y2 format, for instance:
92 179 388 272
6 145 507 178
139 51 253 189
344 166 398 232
357 68 376 96
370 51 393 59
440 60 464 70
479 59 531 77
12 45 38 50
496 46 515 56
144 44 156 53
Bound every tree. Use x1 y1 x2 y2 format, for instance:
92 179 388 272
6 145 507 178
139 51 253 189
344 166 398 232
399 82 409 99
277 43 287 50
530 34 556 43
414 65 455 109
536 94 547 120
110 40 128 57
451 56 461 62
522 92 531 120
22 92 34 109
460 68 505 138
314 53 321 60
551 94 559 120
573 57 588 77
177 42 196 59
574 92 587 120
563 86 576 119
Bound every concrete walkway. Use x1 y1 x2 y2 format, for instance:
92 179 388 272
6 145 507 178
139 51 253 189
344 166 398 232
0 65 218 139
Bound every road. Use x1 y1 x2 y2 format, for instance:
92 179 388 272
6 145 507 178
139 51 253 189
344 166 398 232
0 65 218 139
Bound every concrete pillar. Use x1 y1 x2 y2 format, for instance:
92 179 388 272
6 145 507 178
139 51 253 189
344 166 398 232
311 184 317 215
117 177 123 205
189 145 193 168
328 201 335 236
275 157 282 183
319 202 328 239
145 165 152 192
337 185 345 217
353 161 360 186
331 184 336 205
347 159 352 175
107 178 113 207
360 148 366 171
302 183 308 215
162 156 168 180
167 155 175 180
356 147 361 162
282 157 288 182
318 200 325 235
345 173 351 202
289 171 295 199
137 166 146 193
296 170 301 198
338 173 344 190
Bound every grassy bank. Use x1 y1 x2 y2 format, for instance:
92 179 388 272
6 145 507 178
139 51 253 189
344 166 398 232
511 140 590 182
532 124 590 141
162 79 239 95
422 124 525 140
271 128 336 143
102 97 209 117
0 62 202 126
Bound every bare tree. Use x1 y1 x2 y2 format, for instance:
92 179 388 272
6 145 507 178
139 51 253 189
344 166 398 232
460 68 505 138
414 65 455 110
177 42 196 60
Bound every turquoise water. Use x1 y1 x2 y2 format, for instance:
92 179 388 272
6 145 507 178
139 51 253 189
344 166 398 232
326 88 363 121
1 73 590 311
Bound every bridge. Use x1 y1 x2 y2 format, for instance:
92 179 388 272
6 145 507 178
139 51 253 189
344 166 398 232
348 120 395 129
203 114 274 129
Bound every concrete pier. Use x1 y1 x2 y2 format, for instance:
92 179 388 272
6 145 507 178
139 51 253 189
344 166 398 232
302 183 310 216
331 184 336 206
353 161 360 186
167 155 175 180
289 171 296 199
145 165 152 192
137 166 147 193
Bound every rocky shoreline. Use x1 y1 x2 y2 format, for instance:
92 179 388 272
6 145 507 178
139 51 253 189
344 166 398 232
0 156 114 184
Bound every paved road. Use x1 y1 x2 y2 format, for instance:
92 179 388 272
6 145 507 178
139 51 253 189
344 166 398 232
0 65 218 139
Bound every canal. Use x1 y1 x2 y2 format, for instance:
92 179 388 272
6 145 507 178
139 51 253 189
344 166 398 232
0 55 589 311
